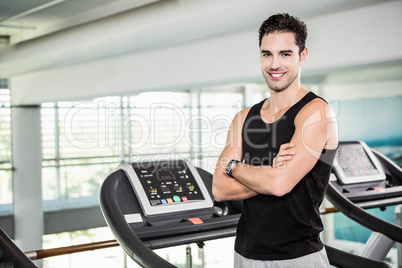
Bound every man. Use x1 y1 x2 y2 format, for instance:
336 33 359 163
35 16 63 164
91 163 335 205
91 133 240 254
212 13 338 267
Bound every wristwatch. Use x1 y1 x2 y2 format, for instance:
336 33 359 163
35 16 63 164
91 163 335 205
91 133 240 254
226 159 240 178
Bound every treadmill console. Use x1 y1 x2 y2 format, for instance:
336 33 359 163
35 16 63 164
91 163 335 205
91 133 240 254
118 160 213 217
333 141 386 185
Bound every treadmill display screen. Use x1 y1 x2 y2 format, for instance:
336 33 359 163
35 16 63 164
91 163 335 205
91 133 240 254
337 143 379 178
131 160 205 207
333 141 385 184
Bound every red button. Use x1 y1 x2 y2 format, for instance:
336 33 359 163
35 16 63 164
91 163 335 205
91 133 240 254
188 217 203 225
374 186 386 193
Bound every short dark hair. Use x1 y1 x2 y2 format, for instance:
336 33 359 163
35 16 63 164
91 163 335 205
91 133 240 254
258 13 307 55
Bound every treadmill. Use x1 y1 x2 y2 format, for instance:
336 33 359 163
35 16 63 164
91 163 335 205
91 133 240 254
100 156 392 268
0 228 38 267
327 141 402 263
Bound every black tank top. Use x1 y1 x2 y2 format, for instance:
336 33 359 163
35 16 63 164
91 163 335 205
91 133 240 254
235 92 337 260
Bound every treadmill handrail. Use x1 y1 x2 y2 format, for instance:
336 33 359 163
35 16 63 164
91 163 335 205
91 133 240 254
100 170 176 268
0 228 38 267
325 245 391 268
326 182 402 243
372 148 402 182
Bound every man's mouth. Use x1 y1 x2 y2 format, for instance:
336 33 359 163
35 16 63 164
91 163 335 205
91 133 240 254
269 72 286 79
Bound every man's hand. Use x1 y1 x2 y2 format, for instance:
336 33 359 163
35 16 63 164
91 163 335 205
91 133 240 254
273 143 295 168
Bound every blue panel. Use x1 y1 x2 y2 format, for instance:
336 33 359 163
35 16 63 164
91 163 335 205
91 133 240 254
336 96 402 145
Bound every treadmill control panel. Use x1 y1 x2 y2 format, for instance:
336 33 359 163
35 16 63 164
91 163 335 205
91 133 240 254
118 160 213 217
333 141 385 184
132 161 205 207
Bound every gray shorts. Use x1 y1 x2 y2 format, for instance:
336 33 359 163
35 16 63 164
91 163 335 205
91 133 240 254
234 248 330 268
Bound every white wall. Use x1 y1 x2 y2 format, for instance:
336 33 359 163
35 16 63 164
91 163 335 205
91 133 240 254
306 1 402 71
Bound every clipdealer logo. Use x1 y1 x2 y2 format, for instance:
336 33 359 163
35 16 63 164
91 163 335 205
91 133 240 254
63 100 241 151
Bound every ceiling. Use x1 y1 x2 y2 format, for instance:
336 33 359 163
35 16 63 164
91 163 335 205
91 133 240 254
0 0 395 46
2 0 401 105
0 0 160 45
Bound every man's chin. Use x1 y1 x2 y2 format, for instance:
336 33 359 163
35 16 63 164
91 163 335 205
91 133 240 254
269 86 286 92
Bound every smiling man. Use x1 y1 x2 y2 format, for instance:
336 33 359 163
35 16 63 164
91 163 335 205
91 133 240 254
212 13 338 267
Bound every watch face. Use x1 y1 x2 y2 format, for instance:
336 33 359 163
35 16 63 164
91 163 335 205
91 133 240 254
226 160 237 177
226 161 232 174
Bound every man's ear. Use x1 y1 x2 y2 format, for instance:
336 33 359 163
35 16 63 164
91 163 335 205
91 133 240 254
299 47 308 65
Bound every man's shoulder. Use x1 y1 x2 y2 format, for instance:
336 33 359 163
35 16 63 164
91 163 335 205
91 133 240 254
295 94 338 149
302 96 329 113
295 96 335 124
240 106 252 116
233 107 252 125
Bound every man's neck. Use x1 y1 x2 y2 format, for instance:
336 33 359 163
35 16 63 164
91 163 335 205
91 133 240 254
266 84 307 112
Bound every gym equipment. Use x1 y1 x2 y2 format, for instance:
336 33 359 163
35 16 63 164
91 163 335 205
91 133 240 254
101 159 239 267
327 140 402 263
117 160 214 217
332 141 386 185
0 228 37 267
100 156 391 267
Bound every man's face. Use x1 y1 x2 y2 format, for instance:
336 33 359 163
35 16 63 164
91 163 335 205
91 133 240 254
260 32 307 92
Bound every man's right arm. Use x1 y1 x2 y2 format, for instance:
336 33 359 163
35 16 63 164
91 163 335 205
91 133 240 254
212 108 258 202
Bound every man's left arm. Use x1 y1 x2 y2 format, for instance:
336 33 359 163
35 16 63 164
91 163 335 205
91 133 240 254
231 99 338 197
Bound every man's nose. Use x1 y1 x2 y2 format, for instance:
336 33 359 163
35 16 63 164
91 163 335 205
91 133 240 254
271 55 281 69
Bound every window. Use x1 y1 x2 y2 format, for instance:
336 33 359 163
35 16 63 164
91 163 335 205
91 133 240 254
41 85 267 210
41 98 121 208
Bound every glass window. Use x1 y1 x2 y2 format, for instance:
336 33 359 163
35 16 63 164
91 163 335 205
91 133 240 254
41 97 121 209
40 85 266 210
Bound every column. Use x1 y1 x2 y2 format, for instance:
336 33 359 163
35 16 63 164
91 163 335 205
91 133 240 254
11 105 43 257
